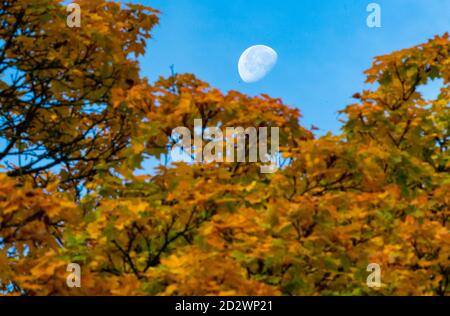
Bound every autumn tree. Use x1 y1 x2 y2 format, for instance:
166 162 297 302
0 0 448 296
0 0 158 197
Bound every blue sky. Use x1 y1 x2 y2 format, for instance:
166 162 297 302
133 0 449 134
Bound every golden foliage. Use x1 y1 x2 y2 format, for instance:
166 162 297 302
0 1 448 296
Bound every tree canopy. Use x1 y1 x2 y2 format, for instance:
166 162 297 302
0 0 448 295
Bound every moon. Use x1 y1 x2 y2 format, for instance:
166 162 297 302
238 45 278 83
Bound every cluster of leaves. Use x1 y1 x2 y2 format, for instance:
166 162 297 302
0 0 158 197
0 0 448 295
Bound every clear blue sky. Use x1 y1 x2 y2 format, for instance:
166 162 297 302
132 0 449 134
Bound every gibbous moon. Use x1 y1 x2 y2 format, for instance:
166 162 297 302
238 45 278 83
